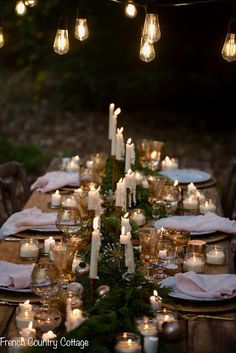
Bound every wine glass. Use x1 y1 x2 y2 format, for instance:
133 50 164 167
55 205 90 258
30 262 62 332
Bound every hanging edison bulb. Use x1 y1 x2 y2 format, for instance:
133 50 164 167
53 18 69 55
139 37 155 62
222 33 236 61
24 0 38 7
15 0 27 16
142 13 161 43
0 26 4 49
124 1 137 18
75 18 89 41
222 19 236 62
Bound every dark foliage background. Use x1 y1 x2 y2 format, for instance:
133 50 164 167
0 0 235 179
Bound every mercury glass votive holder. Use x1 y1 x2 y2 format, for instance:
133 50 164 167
115 332 141 353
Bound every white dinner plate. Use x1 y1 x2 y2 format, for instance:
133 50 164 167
30 227 59 232
160 277 235 302
154 215 216 236
159 169 211 184
0 286 32 293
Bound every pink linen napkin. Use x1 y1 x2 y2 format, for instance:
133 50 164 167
154 212 236 234
30 171 80 193
0 207 57 237
0 261 35 289
175 271 236 299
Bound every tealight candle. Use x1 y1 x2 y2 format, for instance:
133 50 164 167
206 245 226 265
19 239 39 260
62 197 77 207
51 189 61 207
20 321 36 340
183 253 205 273
137 322 157 337
161 156 178 170
129 209 146 226
155 309 177 332
150 290 162 311
15 300 35 329
183 195 199 212
44 236 55 254
42 330 57 342
199 199 216 214
115 333 141 353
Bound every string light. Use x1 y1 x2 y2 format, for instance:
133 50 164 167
222 18 236 62
142 13 161 43
24 0 38 7
139 37 155 62
75 18 89 41
15 0 27 16
53 18 69 55
124 1 137 18
0 21 4 49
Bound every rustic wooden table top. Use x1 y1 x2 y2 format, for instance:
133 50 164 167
0 159 235 353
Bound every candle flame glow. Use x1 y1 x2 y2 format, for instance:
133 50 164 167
114 107 121 115
93 216 100 231
127 138 132 144
153 290 158 297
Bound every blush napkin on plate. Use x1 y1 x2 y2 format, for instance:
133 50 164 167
175 271 236 299
0 207 57 237
30 171 80 193
0 261 35 289
154 212 236 234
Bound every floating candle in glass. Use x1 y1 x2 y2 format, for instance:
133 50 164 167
115 332 141 353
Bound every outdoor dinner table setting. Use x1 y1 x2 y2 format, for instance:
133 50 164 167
0 104 235 353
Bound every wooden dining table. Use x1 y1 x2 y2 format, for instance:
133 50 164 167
0 158 235 353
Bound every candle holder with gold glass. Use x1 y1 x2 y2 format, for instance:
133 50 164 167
30 262 62 332
90 152 108 177
136 139 164 171
55 204 91 259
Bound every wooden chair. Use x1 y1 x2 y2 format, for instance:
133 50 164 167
0 161 30 214
221 159 236 219
0 180 14 225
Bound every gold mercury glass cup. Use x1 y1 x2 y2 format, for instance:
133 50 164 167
136 139 164 171
50 242 77 284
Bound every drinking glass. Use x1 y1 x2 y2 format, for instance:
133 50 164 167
30 263 62 332
136 139 164 170
147 176 167 219
90 152 108 177
50 242 77 284
56 205 90 257
162 185 181 215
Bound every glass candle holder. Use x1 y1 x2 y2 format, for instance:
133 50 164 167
199 199 217 214
136 316 158 337
183 195 199 215
183 252 205 273
163 259 182 276
129 208 146 226
19 239 39 260
162 185 181 215
15 302 35 329
154 308 177 332
115 332 141 353
161 156 179 170
188 239 206 254
136 139 164 171
206 245 226 265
